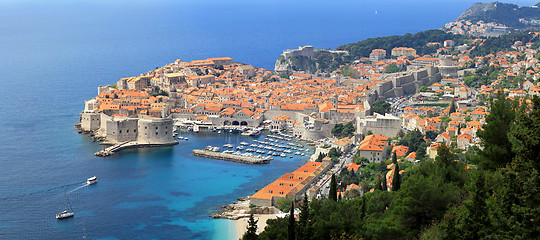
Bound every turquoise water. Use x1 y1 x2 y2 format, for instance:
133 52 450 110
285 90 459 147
0 0 535 239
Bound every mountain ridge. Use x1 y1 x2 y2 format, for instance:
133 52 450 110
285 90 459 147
456 1 540 28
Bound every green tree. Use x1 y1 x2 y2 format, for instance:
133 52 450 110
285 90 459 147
382 173 387 191
474 92 516 170
288 201 296 240
372 100 391 115
297 194 312 240
392 162 401 191
449 99 456 113
391 151 397 164
399 129 425 153
329 174 338 201
242 213 259 240
416 142 426 160
384 63 401 73
259 217 288 240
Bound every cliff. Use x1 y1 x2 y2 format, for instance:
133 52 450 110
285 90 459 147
456 1 540 28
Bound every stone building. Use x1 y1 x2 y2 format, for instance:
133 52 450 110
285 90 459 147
356 113 401 138
369 49 386 62
357 134 389 163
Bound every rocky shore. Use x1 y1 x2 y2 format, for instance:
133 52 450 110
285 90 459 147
74 122 105 142
210 196 279 220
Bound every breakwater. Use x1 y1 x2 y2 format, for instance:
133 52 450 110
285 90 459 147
94 141 179 157
192 149 271 164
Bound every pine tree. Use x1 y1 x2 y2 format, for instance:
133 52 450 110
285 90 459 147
475 91 516 170
242 213 259 240
288 201 295 240
392 162 401 191
329 174 337 201
392 151 397 164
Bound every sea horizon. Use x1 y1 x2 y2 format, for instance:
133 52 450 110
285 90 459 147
0 0 537 239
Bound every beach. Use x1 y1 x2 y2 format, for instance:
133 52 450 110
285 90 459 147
235 214 279 238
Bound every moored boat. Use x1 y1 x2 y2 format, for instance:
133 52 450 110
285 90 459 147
56 192 74 219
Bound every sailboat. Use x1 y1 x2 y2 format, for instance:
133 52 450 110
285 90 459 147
56 191 74 219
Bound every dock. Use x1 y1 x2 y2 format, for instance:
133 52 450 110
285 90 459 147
192 149 271 164
94 141 178 157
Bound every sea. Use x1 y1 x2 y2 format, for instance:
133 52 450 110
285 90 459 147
0 0 536 239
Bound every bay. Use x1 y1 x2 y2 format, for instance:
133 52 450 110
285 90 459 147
0 0 535 239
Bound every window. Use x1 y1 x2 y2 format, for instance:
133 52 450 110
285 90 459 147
145 126 147 129
156 127 158 130
119 130 122 133
134 129 137 133
279 183 283 185
289 184 293 186
165 132 167 135
299 177 302 180
269 190 273 193
279 191 283 194
126 130 129 133
156 132 158 135
289 176 293 179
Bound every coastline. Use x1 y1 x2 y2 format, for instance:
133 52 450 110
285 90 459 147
234 214 279 239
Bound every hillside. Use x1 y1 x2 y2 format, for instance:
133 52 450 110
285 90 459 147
456 1 540 28
336 29 466 59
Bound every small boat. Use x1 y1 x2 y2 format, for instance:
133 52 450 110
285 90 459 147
178 136 184 140
184 138 188 141
280 153 287 157
56 192 74 219
218 130 222 134
87 176 97 185
223 144 233 148
236 146 244 150
240 142 249 146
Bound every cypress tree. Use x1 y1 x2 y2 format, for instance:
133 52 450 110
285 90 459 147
288 201 295 240
376 176 383 191
449 99 456 113
329 174 337 201
297 194 311 240
242 213 259 240
392 162 401 191
392 151 397 164
382 173 387 191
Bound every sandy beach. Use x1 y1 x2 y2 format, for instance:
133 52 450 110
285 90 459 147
235 214 279 239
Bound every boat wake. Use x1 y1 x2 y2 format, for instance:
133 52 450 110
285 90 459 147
67 182 90 194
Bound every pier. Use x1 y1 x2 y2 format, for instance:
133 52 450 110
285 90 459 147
94 141 179 157
192 149 271 164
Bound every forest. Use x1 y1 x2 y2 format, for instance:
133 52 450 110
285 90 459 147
336 30 466 59
244 94 540 240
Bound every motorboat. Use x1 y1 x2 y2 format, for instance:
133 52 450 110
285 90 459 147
280 153 286 157
87 176 97 185
236 146 244 150
223 144 234 148
240 142 249 146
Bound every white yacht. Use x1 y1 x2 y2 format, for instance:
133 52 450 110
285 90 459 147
87 176 97 185
56 192 74 219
